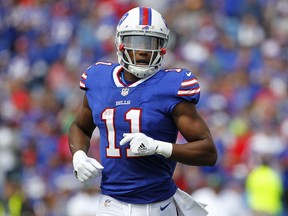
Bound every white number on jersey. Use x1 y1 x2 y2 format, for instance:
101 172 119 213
102 108 142 158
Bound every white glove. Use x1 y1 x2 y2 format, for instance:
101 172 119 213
73 150 104 183
119 133 173 158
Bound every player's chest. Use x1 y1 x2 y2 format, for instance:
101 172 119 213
87 86 165 125
88 85 156 108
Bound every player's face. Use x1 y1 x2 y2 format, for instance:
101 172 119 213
123 35 162 50
127 49 153 66
123 36 163 65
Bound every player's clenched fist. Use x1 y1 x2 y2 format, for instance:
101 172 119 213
73 150 104 183
120 133 173 158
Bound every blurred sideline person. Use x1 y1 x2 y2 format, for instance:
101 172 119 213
68 6 217 216
0 180 35 216
246 157 283 216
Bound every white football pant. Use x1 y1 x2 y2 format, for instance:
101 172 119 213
95 194 178 216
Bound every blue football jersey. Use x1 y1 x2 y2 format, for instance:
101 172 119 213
79 61 200 204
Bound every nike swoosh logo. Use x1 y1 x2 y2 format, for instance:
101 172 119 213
186 72 191 76
160 202 171 211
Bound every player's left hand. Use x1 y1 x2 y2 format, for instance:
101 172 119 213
120 133 158 156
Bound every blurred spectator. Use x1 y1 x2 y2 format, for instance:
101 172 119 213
192 173 250 216
245 157 283 216
237 13 265 48
66 186 101 216
0 179 35 216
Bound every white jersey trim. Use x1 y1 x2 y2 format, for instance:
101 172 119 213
112 65 155 87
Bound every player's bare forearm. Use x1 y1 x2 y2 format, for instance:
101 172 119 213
68 94 96 155
170 137 217 166
172 101 218 166
68 121 92 155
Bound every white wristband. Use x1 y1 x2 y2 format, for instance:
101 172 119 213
73 150 87 166
155 141 173 158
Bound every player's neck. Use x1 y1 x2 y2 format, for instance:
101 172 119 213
122 70 140 83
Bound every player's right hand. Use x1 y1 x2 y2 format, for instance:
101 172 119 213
72 150 104 183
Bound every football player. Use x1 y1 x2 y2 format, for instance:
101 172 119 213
69 6 217 216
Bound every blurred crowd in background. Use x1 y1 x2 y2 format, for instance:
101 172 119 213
0 0 288 215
